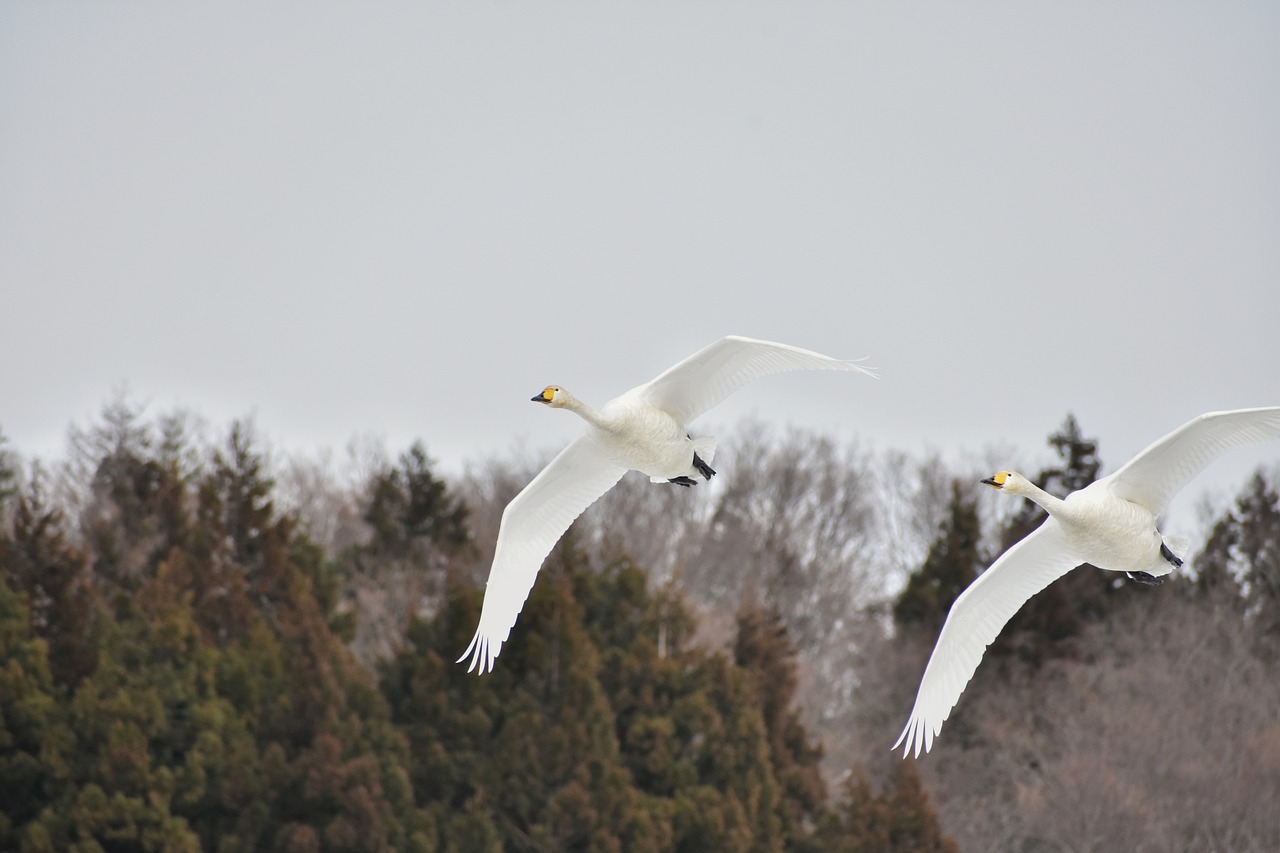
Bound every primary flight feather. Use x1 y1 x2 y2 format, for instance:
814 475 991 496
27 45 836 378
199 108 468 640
894 406 1280 758
459 336 876 674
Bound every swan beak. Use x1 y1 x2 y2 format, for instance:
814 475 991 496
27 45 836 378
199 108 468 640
981 477 1002 489
531 388 554 404
531 393 549 403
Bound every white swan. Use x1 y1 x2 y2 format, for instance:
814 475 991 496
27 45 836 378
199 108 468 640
895 406 1280 758
459 335 877 674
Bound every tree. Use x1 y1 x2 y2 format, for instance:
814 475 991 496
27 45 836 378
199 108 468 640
0 576 74 851
0 467 98 687
23 417 429 852
0 428 17 509
734 600 826 850
383 544 646 852
813 763 957 853
340 441 471 663
1195 471 1280 652
892 481 986 638
364 442 468 558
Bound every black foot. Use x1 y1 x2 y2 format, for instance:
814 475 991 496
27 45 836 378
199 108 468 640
1125 571 1165 586
668 476 698 487
1160 541 1184 569
692 452 716 481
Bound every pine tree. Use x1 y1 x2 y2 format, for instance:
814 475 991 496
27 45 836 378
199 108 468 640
1187 493 1247 604
44 418 426 852
813 763 957 853
398 442 467 553
0 469 98 687
72 398 169 587
893 481 986 638
0 576 74 851
382 544 638 852
0 428 17 509
734 600 826 851
338 441 471 663
1196 471 1280 652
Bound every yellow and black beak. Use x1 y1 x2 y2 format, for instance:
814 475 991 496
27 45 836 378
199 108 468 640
531 388 554 404
981 472 1008 489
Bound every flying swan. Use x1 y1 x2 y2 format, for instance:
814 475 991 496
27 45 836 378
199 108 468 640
895 406 1280 758
459 335 877 673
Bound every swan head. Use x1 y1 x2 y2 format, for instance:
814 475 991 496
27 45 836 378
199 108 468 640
981 470 1033 495
531 386 568 408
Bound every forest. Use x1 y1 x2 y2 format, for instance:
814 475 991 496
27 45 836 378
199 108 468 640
1 398 1277 852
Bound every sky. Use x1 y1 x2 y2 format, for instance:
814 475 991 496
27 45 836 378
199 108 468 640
2 2 1278 531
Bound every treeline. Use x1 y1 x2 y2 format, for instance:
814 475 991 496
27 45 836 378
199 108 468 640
0 403 957 853
3 403 1278 851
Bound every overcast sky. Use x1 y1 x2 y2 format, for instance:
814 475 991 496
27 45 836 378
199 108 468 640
2 2 1277 527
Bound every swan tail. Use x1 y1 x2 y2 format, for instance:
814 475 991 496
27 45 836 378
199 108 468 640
690 435 716 464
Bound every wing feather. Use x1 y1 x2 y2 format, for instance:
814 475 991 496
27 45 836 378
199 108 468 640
1103 407 1280 513
893 519 1083 758
458 436 627 674
631 336 876 426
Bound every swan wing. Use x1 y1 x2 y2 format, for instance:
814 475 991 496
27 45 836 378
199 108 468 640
631 335 876 426
893 519 1083 758
459 435 627 674
1103 407 1280 514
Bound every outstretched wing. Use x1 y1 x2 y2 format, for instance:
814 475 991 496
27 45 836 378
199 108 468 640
459 436 627 674
894 519 1083 758
630 336 876 426
1103 407 1280 514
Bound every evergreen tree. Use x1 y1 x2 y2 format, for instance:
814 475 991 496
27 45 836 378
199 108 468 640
0 428 17 509
340 441 470 663
813 763 957 853
363 442 468 559
1232 472 1280 647
196 428 421 851
1196 472 1280 652
73 398 172 587
18 418 428 852
1186 491 1247 604
384 545 649 852
0 469 98 687
893 481 986 638
0 576 74 851
734 601 826 851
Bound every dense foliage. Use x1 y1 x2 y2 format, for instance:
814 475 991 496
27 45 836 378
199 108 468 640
0 411 952 852
3 404 1278 851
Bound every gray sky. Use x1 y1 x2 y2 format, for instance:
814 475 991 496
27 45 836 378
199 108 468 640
2 2 1278 526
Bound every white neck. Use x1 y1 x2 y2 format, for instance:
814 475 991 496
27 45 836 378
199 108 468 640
558 391 608 431
1017 480 1067 516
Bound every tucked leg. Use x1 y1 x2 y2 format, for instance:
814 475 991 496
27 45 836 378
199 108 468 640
692 452 716 481
1125 571 1165 586
1160 540 1184 569
668 476 698 487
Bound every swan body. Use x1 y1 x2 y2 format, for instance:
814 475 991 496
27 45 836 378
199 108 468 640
460 335 877 674
895 406 1280 758
561 391 715 482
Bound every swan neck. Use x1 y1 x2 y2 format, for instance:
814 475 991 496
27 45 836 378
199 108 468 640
1021 481 1066 516
563 394 607 429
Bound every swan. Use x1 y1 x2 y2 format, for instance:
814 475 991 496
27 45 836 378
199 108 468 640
894 406 1280 758
458 335 877 674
